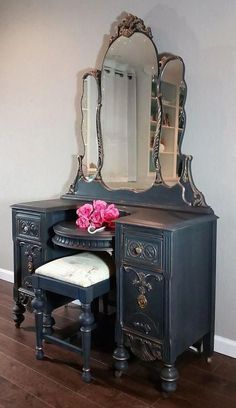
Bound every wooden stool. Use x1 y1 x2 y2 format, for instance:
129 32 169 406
31 252 113 383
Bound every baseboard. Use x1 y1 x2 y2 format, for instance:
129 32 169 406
0 268 14 283
214 335 236 358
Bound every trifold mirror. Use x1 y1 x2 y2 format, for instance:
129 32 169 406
75 14 190 193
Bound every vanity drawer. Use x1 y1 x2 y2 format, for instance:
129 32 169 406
123 230 163 270
121 265 164 340
15 213 41 241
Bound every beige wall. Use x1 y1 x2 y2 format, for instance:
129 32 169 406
0 0 236 342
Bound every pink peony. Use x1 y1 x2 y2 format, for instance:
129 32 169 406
76 203 93 218
76 216 90 229
76 200 119 230
103 204 119 226
93 200 107 212
90 209 104 228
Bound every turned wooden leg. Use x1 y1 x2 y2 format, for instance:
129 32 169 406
32 288 44 360
203 331 214 363
113 324 129 377
13 300 26 328
160 363 179 394
80 303 94 383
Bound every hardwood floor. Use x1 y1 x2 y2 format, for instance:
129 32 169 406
0 279 236 408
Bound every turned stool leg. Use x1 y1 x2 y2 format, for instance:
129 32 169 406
43 293 56 335
80 303 94 383
32 288 45 360
43 312 55 336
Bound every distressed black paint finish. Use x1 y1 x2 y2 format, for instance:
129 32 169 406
113 213 217 393
11 197 217 393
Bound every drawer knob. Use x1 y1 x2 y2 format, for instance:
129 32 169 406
134 246 142 255
23 225 29 233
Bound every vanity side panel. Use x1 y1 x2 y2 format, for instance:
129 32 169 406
12 203 77 301
169 220 217 361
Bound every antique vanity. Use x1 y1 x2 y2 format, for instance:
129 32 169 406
12 14 217 393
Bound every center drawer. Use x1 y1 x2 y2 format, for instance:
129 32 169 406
123 229 164 270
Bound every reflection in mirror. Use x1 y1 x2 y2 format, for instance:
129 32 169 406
81 75 98 180
158 58 186 185
101 33 158 190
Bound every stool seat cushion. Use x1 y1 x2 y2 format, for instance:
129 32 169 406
35 252 113 287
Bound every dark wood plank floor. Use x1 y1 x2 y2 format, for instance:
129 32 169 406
0 279 236 408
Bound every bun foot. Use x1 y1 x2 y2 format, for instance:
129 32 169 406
113 345 129 375
160 363 179 394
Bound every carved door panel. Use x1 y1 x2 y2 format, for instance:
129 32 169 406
121 265 164 340
17 241 43 290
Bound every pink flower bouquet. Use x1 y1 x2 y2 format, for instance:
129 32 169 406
76 200 119 232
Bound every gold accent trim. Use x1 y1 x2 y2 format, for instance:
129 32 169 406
137 294 147 309
111 14 152 42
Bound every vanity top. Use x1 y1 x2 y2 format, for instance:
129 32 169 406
11 198 78 212
116 206 217 231
12 198 216 233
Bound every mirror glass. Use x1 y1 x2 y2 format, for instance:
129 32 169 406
81 75 98 180
100 33 159 190
159 59 186 185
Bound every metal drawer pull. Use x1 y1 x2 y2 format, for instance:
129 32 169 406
134 246 142 255
137 293 147 308
27 261 34 273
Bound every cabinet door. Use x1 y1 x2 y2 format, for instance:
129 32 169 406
121 265 164 340
15 241 43 291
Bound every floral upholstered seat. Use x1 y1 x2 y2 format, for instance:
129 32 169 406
35 252 113 287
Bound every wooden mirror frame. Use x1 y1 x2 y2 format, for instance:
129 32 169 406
64 14 210 213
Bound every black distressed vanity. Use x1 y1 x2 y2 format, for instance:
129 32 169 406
12 14 217 393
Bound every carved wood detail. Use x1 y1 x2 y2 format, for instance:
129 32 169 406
180 155 208 207
19 291 34 312
125 267 163 291
125 237 162 265
52 234 112 251
17 218 40 239
111 14 153 42
125 333 162 361
124 266 163 310
132 321 151 334
19 242 42 288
